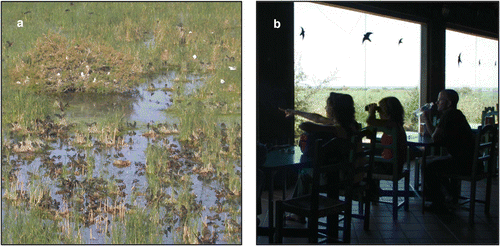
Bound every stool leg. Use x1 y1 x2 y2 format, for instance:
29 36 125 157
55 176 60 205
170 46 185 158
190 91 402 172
343 211 351 243
393 179 398 220
364 199 370 230
308 214 318 243
485 175 492 214
275 201 283 243
405 173 410 211
469 180 477 226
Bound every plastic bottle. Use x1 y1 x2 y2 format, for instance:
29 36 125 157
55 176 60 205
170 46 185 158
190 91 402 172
414 102 434 117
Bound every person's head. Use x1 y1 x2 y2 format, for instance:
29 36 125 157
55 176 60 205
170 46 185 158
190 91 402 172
436 89 459 111
378 97 405 125
326 92 356 127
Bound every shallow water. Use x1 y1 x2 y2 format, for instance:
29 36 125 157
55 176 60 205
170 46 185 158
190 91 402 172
2 71 241 244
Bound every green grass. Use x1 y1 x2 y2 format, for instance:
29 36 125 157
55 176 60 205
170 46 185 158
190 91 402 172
2 206 64 244
1 82 53 133
124 207 163 244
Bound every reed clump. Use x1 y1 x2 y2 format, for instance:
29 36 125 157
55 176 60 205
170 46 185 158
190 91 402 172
10 31 143 93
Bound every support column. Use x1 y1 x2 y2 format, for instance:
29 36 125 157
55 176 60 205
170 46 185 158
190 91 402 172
257 3 295 145
422 11 446 104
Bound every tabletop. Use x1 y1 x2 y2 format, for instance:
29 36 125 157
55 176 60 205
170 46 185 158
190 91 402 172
406 132 434 147
261 146 311 170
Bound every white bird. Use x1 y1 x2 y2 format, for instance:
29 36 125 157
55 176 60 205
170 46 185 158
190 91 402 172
193 55 197 59
220 79 225 84
229 66 236 71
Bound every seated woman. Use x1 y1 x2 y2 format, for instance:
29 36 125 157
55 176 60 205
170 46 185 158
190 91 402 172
365 97 408 201
365 96 407 176
280 92 359 150
280 92 362 223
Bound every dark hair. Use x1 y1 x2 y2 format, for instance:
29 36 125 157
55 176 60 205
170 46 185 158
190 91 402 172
328 92 357 134
379 96 405 126
442 89 459 108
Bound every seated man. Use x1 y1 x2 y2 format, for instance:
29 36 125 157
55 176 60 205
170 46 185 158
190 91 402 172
421 89 475 211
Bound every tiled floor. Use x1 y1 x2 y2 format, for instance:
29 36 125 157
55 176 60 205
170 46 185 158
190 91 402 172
257 167 499 244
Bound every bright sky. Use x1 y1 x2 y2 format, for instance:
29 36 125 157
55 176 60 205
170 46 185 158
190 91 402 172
445 30 499 89
295 2 498 89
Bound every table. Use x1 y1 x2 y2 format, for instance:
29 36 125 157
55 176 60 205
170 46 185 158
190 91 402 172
406 132 435 195
258 146 311 242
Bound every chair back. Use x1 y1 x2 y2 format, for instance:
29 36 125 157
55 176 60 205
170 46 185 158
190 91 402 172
349 128 376 184
311 129 375 208
310 138 346 211
471 124 498 178
365 126 407 178
481 106 498 126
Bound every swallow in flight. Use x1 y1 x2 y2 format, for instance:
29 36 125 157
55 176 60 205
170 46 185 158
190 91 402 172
362 32 373 44
458 53 462 67
300 27 305 40
398 38 403 45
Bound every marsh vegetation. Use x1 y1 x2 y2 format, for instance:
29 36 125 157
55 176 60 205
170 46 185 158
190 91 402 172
2 2 241 244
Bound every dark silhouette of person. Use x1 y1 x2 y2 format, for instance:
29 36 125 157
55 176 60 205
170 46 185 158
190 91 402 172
280 92 363 223
421 89 475 212
366 97 407 175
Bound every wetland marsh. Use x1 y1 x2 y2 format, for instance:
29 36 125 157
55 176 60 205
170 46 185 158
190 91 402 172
2 2 241 244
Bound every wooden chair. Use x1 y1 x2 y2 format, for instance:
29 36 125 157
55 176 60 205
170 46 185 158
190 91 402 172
366 126 410 221
338 128 375 231
442 124 498 225
317 128 376 231
275 135 363 243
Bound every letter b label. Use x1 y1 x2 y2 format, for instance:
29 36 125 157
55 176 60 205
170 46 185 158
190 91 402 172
274 19 281 29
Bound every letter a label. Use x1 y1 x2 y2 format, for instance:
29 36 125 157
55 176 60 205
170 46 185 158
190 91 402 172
17 20 23 27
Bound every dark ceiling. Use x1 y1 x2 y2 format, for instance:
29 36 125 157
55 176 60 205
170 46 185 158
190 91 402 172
328 2 499 39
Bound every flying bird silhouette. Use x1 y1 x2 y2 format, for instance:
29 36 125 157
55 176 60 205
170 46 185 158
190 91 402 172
479 59 481 66
458 53 462 67
300 27 305 40
398 38 403 45
362 32 373 44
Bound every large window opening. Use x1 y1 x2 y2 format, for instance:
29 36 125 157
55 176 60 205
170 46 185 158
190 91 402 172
294 2 422 141
445 30 499 129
